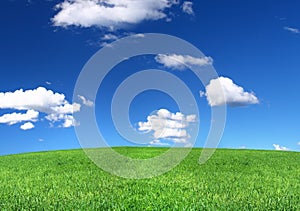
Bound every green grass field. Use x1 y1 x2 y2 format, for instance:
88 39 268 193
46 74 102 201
0 147 299 210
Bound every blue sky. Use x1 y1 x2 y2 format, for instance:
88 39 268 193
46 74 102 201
0 0 300 155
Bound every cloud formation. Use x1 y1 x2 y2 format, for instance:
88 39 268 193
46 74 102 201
101 33 119 41
0 110 38 125
52 0 185 29
20 122 35 130
0 87 80 114
137 109 196 146
0 87 81 129
201 77 259 107
284 26 300 34
155 54 213 70
273 144 289 151
182 1 194 15
45 113 78 128
78 95 94 107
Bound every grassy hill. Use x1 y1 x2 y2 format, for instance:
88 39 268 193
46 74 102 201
0 147 299 210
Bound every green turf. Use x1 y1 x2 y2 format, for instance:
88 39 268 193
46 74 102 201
0 147 299 210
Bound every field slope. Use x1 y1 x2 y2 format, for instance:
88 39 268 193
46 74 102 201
0 147 299 210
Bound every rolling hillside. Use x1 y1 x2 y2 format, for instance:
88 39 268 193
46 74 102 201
0 148 299 210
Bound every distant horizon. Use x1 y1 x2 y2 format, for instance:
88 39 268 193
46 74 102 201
1 145 298 157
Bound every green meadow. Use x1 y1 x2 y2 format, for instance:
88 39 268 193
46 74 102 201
0 147 299 210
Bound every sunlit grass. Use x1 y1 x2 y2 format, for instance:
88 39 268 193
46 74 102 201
0 148 299 210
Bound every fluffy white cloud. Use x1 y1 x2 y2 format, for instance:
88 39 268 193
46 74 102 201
78 95 94 107
182 1 194 15
62 115 78 128
273 144 290 151
45 113 79 128
155 54 213 70
51 103 81 114
0 87 81 129
284 26 300 34
201 77 259 107
20 122 35 130
138 109 196 145
0 110 38 125
52 0 182 29
0 87 80 114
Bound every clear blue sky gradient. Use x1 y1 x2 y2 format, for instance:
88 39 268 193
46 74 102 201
0 0 300 155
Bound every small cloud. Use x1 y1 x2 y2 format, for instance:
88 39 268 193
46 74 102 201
52 0 181 29
20 122 35 130
45 81 52 85
78 95 94 107
155 54 213 70
199 90 206 97
45 114 79 128
38 138 44 142
100 42 114 48
239 146 246 149
0 110 39 125
132 33 145 38
201 76 259 107
297 142 300 146
102 34 119 41
273 144 290 151
182 1 194 15
101 32 144 46
138 109 196 146
61 115 79 128
284 26 300 34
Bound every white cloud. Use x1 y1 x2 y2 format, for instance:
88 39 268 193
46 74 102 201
182 1 194 15
102 33 119 41
132 33 145 38
52 0 182 29
0 87 80 114
155 54 213 70
78 95 94 107
100 42 115 48
0 87 81 129
284 26 300 34
51 103 81 114
0 110 38 125
20 122 35 130
297 142 300 146
62 115 78 128
201 77 259 107
138 109 196 145
273 144 290 151
45 113 79 128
